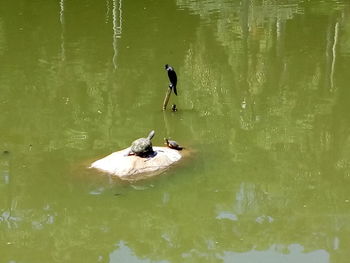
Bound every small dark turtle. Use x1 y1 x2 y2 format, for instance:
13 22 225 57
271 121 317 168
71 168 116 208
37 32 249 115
171 104 177 112
127 130 155 157
164 138 183 150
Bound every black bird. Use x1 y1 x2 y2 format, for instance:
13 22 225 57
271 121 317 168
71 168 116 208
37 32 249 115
165 64 177 95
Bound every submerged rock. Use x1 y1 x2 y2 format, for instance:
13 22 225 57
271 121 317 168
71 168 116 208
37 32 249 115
90 146 182 180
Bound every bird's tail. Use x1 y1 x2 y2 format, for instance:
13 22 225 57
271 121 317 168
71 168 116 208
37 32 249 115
171 84 178 96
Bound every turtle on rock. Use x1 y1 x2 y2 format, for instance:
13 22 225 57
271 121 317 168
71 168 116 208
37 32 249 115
164 138 183 150
127 130 155 157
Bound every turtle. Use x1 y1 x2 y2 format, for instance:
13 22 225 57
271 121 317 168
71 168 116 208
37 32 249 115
171 104 177 112
127 130 155 157
164 138 183 150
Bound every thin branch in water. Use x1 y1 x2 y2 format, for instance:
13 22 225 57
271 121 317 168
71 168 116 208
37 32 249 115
112 0 123 69
105 0 110 24
60 0 65 61
330 22 339 92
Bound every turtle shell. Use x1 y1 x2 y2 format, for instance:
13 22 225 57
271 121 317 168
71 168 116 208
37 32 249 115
129 130 155 156
165 138 183 150
131 138 153 155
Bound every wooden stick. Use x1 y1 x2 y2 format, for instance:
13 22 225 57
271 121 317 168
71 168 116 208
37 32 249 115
162 86 172 110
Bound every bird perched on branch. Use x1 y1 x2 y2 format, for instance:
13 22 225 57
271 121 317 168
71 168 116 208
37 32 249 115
165 64 177 95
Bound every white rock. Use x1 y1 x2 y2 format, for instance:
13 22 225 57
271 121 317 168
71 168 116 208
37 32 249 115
90 147 182 180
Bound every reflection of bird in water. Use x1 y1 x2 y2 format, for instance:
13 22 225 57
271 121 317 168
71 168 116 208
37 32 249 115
165 64 177 95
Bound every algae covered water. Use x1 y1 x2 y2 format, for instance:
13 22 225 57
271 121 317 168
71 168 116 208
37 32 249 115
1 0 350 262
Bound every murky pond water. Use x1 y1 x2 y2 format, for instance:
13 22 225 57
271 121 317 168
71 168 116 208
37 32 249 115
1 0 350 262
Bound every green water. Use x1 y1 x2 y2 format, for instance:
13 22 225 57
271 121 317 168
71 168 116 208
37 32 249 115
1 0 350 262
